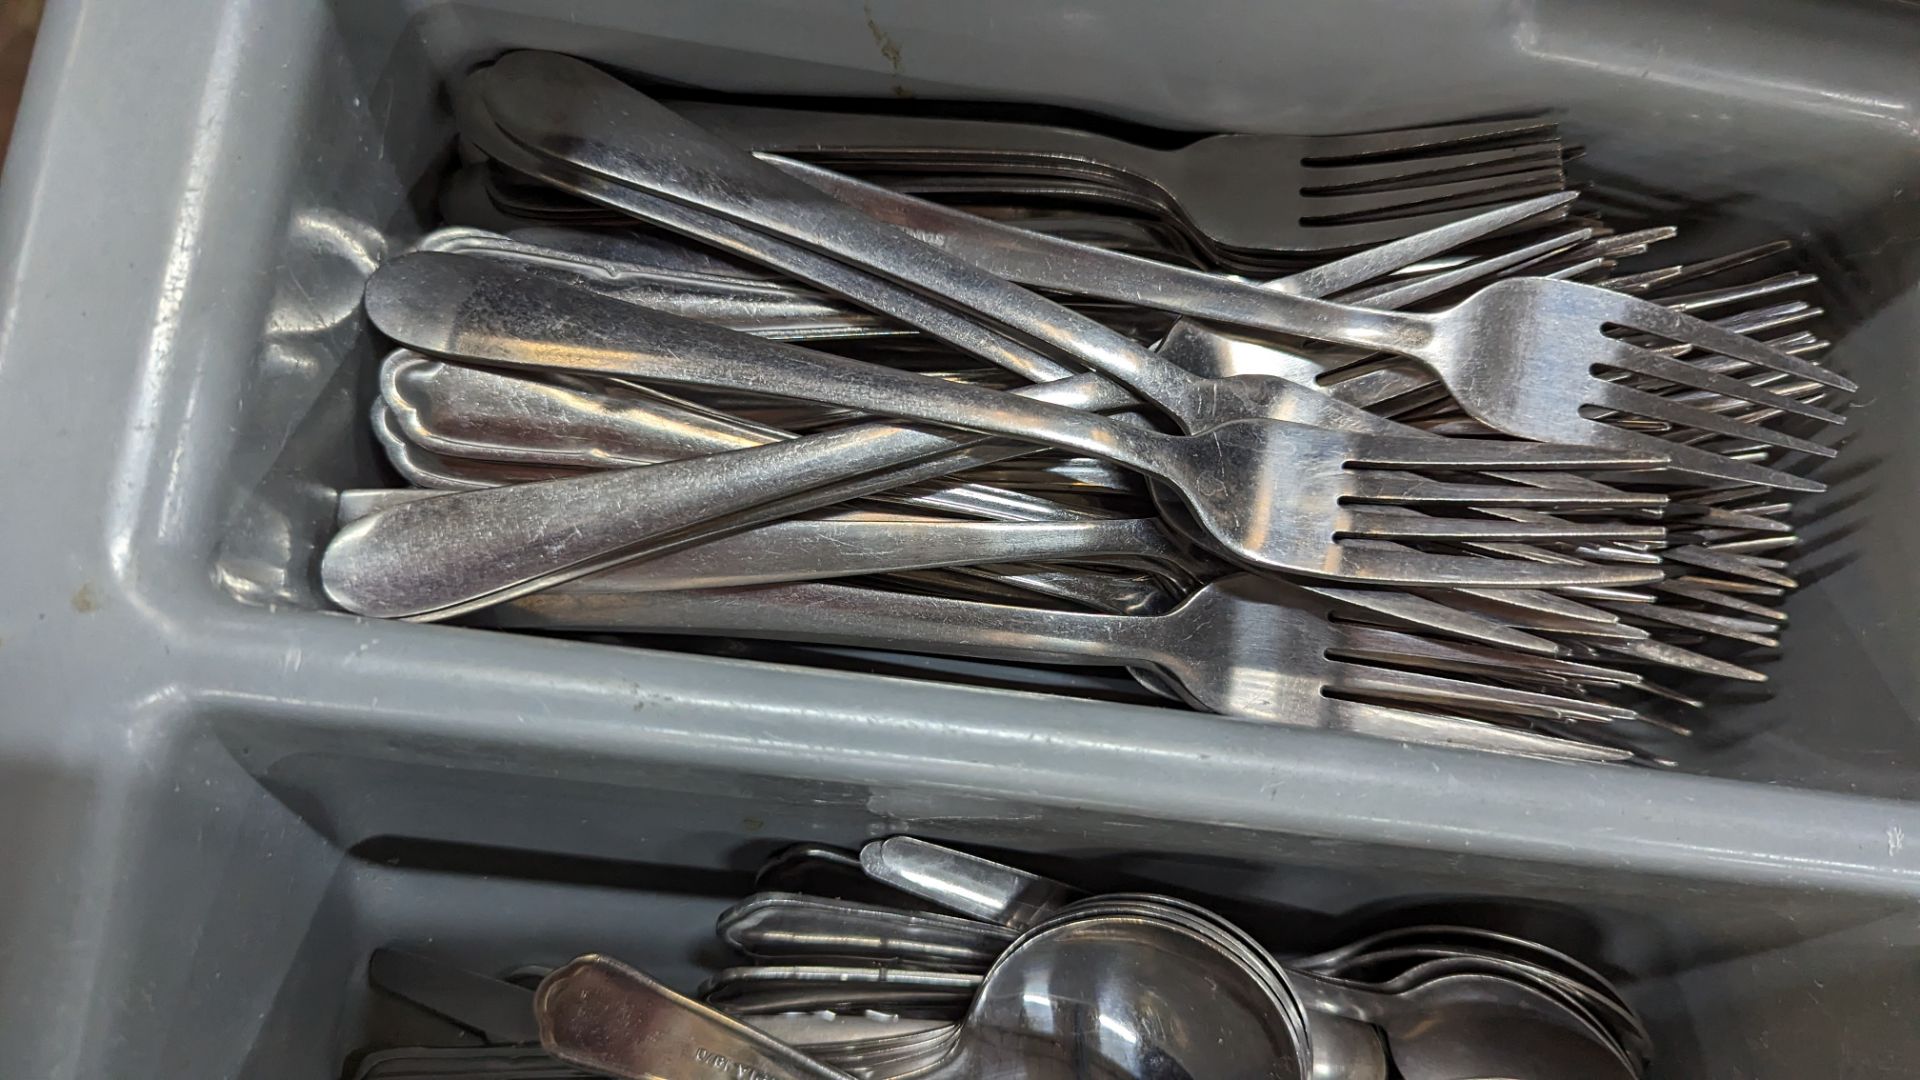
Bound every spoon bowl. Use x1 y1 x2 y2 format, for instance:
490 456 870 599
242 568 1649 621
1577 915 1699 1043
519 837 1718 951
916 914 1310 1080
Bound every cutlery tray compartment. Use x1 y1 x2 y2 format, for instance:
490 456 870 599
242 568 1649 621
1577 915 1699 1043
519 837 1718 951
95 709 1920 1079
186 0 1919 792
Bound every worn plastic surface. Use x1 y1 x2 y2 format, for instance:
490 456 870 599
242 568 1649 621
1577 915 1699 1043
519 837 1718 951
0 1 1916 1078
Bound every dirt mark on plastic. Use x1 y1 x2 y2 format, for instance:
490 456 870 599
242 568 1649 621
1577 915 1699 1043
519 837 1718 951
863 0 912 97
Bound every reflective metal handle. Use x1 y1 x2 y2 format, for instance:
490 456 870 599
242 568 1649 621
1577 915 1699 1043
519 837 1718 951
366 253 1176 475
482 580 1155 667
861 836 1083 930
775 156 1452 355
536 955 857 1080
676 100 1169 184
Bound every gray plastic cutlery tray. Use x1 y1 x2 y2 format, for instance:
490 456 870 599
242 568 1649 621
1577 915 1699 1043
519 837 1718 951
0 1 1915 1078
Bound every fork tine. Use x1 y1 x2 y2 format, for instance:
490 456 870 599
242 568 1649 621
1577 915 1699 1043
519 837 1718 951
1624 680 1706 714
1303 116 1560 160
1673 485 1773 507
1344 432 1670 471
1307 143 1564 190
1333 625 1643 686
1349 473 1666 508
1559 583 1658 602
1595 383 1838 457
1342 511 1664 543
1543 257 1612 281
1461 534 1665 568
1593 639 1767 682
1448 587 1627 626
1594 226 1681 255
1600 266 1688 292
1340 228 1592 308
1602 342 1844 424
1278 192 1578 298
1304 168 1568 221
1671 573 1785 597
1657 272 1819 315
1708 534 1798 555
1677 505 1794 533
1451 588 1635 630
1662 545 1799 588
1305 584 1561 655
1326 700 1634 762
1609 604 1780 647
1336 545 1664 588
1569 421 1824 491
1646 240 1796 292
1604 293 1856 392
1657 581 1788 622
1641 301 1823 351
1294 184 1573 249
1430 588 1650 638
1333 662 1641 723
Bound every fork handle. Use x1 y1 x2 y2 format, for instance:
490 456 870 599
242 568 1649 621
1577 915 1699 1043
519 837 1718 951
480 581 1163 668
775 157 1439 357
674 100 1172 193
555 517 1184 593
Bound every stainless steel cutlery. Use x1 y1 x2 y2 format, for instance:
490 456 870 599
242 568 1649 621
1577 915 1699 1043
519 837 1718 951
326 48 1851 760
355 838 1650 1079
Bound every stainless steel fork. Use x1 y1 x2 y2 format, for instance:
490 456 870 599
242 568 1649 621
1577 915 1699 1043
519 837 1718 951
478 575 1638 763
673 101 1567 256
767 159 1853 492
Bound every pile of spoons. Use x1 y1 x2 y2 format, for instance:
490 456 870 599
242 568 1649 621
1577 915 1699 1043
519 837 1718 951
325 49 1854 761
355 836 1650 1079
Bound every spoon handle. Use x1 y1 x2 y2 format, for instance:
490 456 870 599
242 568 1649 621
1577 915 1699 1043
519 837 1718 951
367 253 1179 476
536 955 859 1080
324 412 985 620
382 351 1115 527
860 837 1083 931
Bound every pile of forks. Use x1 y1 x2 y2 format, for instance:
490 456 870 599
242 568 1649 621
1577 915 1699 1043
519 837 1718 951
358 837 1652 1079
326 49 1853 763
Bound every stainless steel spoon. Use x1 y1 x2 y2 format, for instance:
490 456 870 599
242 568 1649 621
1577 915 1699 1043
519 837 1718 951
859 836 1082 931
536 954 856 1080
717 892 1015 970
894 914 1312 1080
